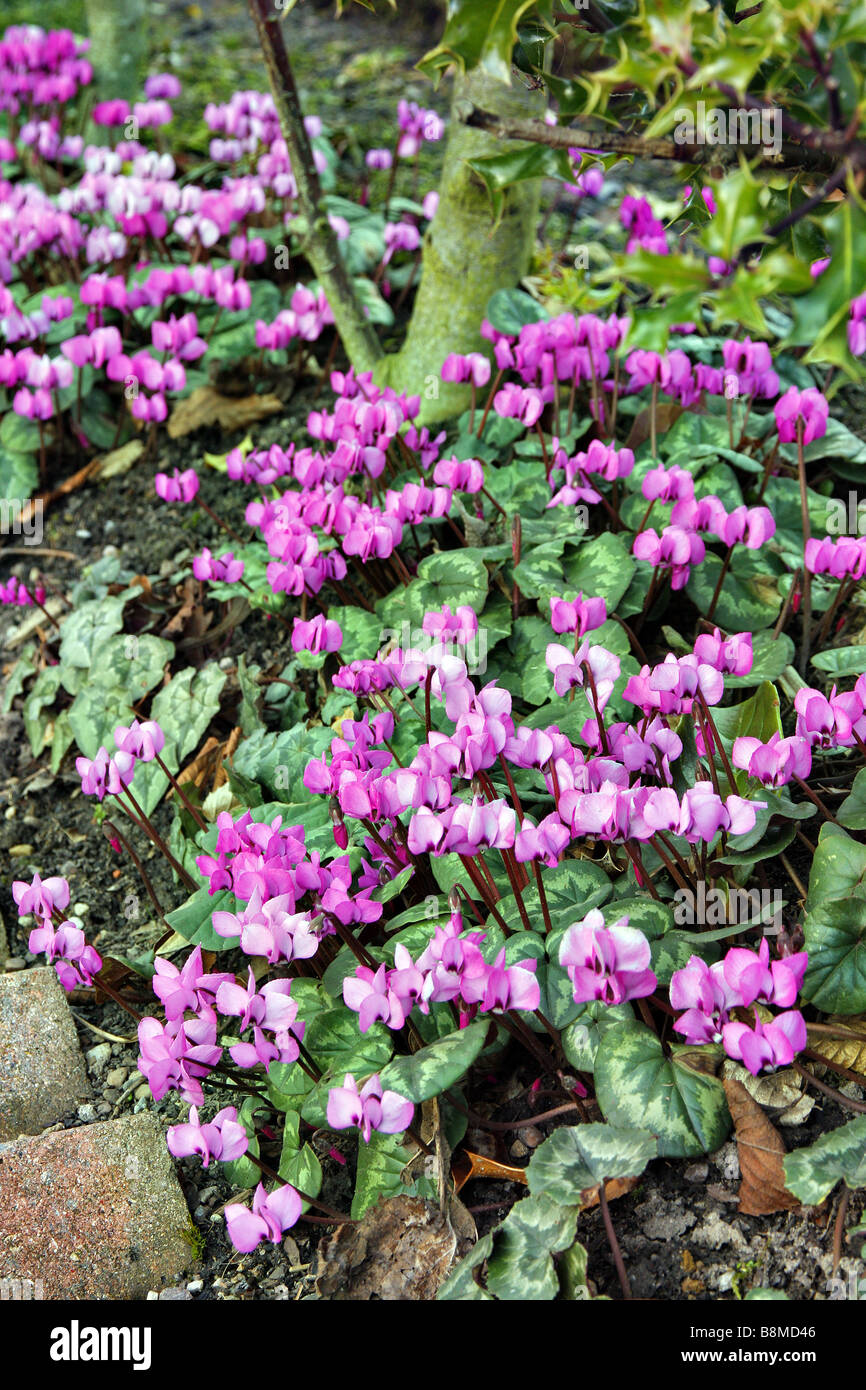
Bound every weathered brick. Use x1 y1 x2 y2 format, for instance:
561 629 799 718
0 1113 200 1299
0 966 90 1140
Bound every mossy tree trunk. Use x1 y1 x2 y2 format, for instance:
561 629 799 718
250 10 544 422
376 68 544 422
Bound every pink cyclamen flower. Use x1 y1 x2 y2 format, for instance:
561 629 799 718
291 614 343 654
732 732 812 788
326 1072 414 1143
154 468 199 502
114 719 165 762
76 746 136 801
192 549 245 583
670 955 739 1045
559 909 657 1005
774 386 829 445
722 1010 807 1076
224 1182 302 1253
12 872 70 920
166 1105 249 1167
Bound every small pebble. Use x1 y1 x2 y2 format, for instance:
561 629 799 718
510 1140 528 1159
4 805 16 819
282 1235 300 1264
4 957 26 972
684 1162 709 1183
77 1103 97 1123
518 1126 543 1148
8 844 34 857
187 1279 203 1294
75 529 92 539
134 1083 151 1101
106 1067 128 1087
146 1291 159 1302
85 1042 112 1071
72 902 89 916
159 1287 192 1301
219 656 234 670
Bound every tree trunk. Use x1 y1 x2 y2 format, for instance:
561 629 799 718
376 68 544 423
84 0 147 104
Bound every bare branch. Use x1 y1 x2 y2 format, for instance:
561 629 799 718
247 0 382 371
457 101 862 176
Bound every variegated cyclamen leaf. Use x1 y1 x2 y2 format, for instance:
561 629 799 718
802 898 866 1015
594 1022 731 1158
783 1117 866 1207
528 1123 657 1206
377 1019 488 1104
485 1194 578 1301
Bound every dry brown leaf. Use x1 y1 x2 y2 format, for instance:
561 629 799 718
808 1016 866 1080
177 727 243 801
722 1059 814 1125
451 1150 529 1194
578 1174 642 1212
315 1196 457 1300
167 385 283 437
95 439 144 478
625 400 684 451
723 1078 800 1216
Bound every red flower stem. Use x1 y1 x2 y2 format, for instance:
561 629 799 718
796 420 813 673
153 753 209 831
111 788 199 893
197 497 245 546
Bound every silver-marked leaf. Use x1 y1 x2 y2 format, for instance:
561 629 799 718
594 1022 731 1158
485 1194 578 1301
802 897 866 1015
783 1116 866 1206
351 1129 412 1220
528 1122 657 1206
561 1001 634 1072
378 1019 488 1104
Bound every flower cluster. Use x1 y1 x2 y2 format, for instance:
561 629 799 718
671 940 808 1076
13 873 102 990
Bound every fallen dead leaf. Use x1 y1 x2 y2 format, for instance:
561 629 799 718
451 1150 529 1194
315 1195 457 1300
722 1059 814 1125
723 1078 801 1216
577 1174 642 1212
95 439 144 478
625 400 684 452
167 385 283 437
808 1016 866 1081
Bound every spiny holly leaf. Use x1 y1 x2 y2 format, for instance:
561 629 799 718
528 1122 657 1206
418 0 541 85
594 1022 731 1157
783 1117 866 1206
